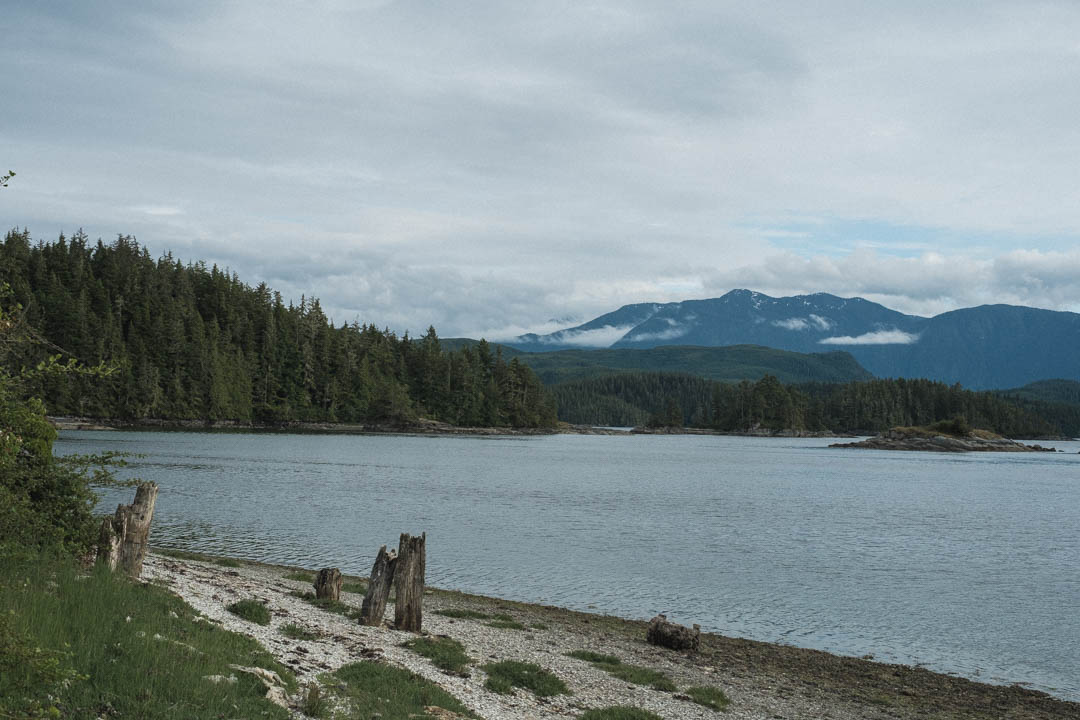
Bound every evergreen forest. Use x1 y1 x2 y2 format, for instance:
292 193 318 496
0 230 556 428
551 372 1073 438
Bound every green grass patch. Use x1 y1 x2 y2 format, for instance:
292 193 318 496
481 660 568 697
281 623 320 641
567 650 622 664
0 552 295 719
227 598 271 625
531 622 549 630
289 590 362 620
578 708 663 720
301 681 329 718
341 580 368 594
566 649 676 691
330 661 476 718
435 608 491 620
487 619 526 630
283 570 316 582
685 685 730 711
401 636 472 676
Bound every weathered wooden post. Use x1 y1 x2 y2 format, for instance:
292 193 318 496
359 545 397 626
313 568 343 602
394 532 425 632
97 481 159 578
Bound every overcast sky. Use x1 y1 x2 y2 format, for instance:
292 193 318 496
5 1 1080 338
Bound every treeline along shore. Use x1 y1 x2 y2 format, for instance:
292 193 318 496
1 230 556 428
5 229 1079 439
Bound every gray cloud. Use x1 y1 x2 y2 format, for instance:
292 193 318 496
4 1 1080 336
820 330 921 346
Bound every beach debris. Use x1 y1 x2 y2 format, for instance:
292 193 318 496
359 531 426 631
360 545 398 626
394 532 426 632
96 482 159 578
646 614 700 652
314 567 343 601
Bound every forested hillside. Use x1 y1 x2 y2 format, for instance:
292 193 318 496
0 230 555 427
551 372 1064 438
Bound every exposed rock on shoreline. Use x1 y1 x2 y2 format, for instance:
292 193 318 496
831 427 1057 452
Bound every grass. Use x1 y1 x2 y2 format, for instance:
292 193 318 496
685 685 730 711
578 709 664 720
435 608 491 620
329 661 476 718
281 623 321 641
481 660 568 697
156 547 241 567
283 570 315 582
486 611 526 630
401 636 472 676
301 681 328 718
567 649 676 691
0 551 295 719
341 580 368 594
289 590 363 620
226 598 271 625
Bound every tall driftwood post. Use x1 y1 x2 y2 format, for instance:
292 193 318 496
359 545 397 626
314 568 342 602
97 482 159 578
394 532 426 632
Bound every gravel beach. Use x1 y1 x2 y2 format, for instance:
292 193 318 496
144 553 1080 720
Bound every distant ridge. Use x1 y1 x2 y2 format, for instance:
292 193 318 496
508 290 1080 390
440 341 873 386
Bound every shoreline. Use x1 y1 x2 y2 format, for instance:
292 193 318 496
145 548 1080 719
49 415 861 439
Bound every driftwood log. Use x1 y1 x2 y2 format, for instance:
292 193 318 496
359 545 397 626
313 568 343 601
646 614 700 652
393 532 426 632
97 482 159 578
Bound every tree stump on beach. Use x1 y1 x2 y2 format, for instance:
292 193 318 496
359 545 397 626
646 614 700 652
314 568 343 601
97 482 159 578
394 532 426 632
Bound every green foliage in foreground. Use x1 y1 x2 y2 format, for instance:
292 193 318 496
577 708 664 720
566 650 676 691
481 660 568 697
0 552 294 719
330 661 476 719
401 636 473 676
685 685 731 711
226 599 271 625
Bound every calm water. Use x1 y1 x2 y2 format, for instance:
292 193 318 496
57 430 1080 700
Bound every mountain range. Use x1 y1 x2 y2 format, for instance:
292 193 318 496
509 290 1080 390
